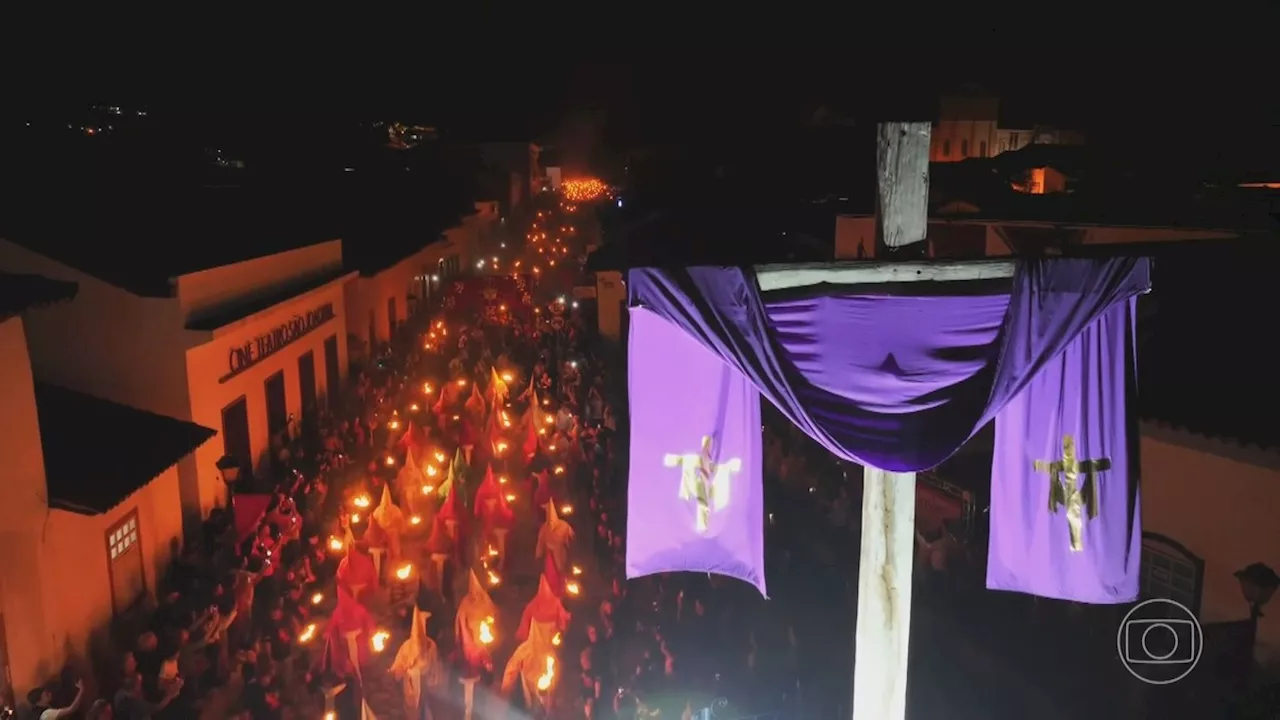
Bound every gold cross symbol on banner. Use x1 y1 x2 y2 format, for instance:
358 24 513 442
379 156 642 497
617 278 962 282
664 435 742 534
1033 434 1111 552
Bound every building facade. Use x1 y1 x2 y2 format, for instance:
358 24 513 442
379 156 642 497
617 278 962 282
0 239 353 531
1140 423 1280 668
0 284 214 702
930 93 1084 163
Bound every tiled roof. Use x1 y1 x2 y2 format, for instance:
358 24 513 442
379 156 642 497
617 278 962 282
34 383 217 515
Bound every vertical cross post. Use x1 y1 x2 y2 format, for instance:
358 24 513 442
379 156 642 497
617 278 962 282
853 121 931 720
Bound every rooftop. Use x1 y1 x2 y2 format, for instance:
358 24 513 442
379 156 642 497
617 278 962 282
0 272 79 320
1 182 343 297
34 383 217 515
341 188 477 277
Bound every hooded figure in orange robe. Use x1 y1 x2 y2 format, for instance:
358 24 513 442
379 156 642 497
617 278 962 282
372 484 406 564
535 502 574 575
455 570 498 671
501 620 557 711
389 605 443 717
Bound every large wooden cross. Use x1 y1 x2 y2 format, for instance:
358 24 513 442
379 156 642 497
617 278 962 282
756 122 1015 720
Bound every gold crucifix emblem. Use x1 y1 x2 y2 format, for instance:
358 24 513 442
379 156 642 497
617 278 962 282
664 435 742 534
1033 434 1111 552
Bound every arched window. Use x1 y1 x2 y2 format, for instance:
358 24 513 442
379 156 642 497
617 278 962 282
1140 532 1204 615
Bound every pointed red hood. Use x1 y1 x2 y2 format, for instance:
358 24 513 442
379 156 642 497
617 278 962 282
336 546 377 591
426 516 454 555
521 419 540 459
362 515 388 548
491 490 515 529
437 480 460 522
517 575 571 640
475 465 501 507
458 417 476 446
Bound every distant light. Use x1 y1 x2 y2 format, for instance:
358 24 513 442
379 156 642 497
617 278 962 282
476 260 485 269
430 274 439 282
344 167 355 172
617 199 623 208
571 301 579 309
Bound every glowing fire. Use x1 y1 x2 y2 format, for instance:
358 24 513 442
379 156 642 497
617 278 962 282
552 632 562 647
426 464 439 477
499 476 509 485
501 372 514 383
542 399 550 406
371 630 391 653
384 456 396 467
434 452 446 463
409 403 420 412
388 420 401 430
328 537 344 552
350 513 361 524
571 565 583 576
487 545 499 557
395 563 413 580
421 485 435 495
505 493 516 502
487 570 501 586
479 618 495 645
560 504 573 516
565 581 581 596
299 623 317 643
553 465 565 475
561 177 608 203
311 592 323 605
352 494 371 509
410 515 422 525
496 442 509 454
423 383 434 394
538 428 547 436
456 379 468 387
544 414 554 425
535 656 556 692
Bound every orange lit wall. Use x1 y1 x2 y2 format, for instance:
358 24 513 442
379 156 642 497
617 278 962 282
175 240 343 321
595 271 625 342
0 317 183 698
1141 423 1280 666
185 279 349 515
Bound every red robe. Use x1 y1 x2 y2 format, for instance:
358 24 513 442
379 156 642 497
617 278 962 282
516 576 571 641
337 546 378 592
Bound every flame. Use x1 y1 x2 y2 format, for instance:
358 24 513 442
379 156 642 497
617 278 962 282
388 420 401 430
571 565 583 576
299 623 317 643
410 515 422 526
423 382 434 394
544 414 554 425
456 379 468 387
434 452 446 463
426 465 439 477
350 513 361 524
352 494 371 509
384 456 396 467
499 476 508 485
535 656 555 692
325 713 336 720
496 442 509 454
371 630 390 653
548 444 557 452
565 581 581 596
436 321 444 329
487 570 501 586
452 415 461 421
479 619 495 645
505 493 516 502
395 563 413 580
560 504 573 516
552 632 562 647
542 399 550 406
553 465 565 475
499 303 507 311
409 403 420 412
311 592 323 605
487 545 499 557
328 537 344 552
501 372 514 383
538 428 547 436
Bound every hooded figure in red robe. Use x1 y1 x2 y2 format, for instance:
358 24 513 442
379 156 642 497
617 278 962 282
516 574 571 641
315 584 376 679
474 465 503 521
425 515 454 593
337 541 378 599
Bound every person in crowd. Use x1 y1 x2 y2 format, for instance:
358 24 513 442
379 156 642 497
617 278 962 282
28 678 85 720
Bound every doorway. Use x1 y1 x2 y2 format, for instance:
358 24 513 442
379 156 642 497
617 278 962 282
106 510 146 615
324 334 342 410
298 351 317 435
221 396 252 473
265 370 288 445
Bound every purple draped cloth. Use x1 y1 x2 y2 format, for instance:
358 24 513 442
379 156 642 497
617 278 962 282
625 307 766 594
987 298 1140 603
627 258 1150 472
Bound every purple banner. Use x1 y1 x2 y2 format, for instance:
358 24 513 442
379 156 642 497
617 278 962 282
625 307 765 595
987 298 1140 603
